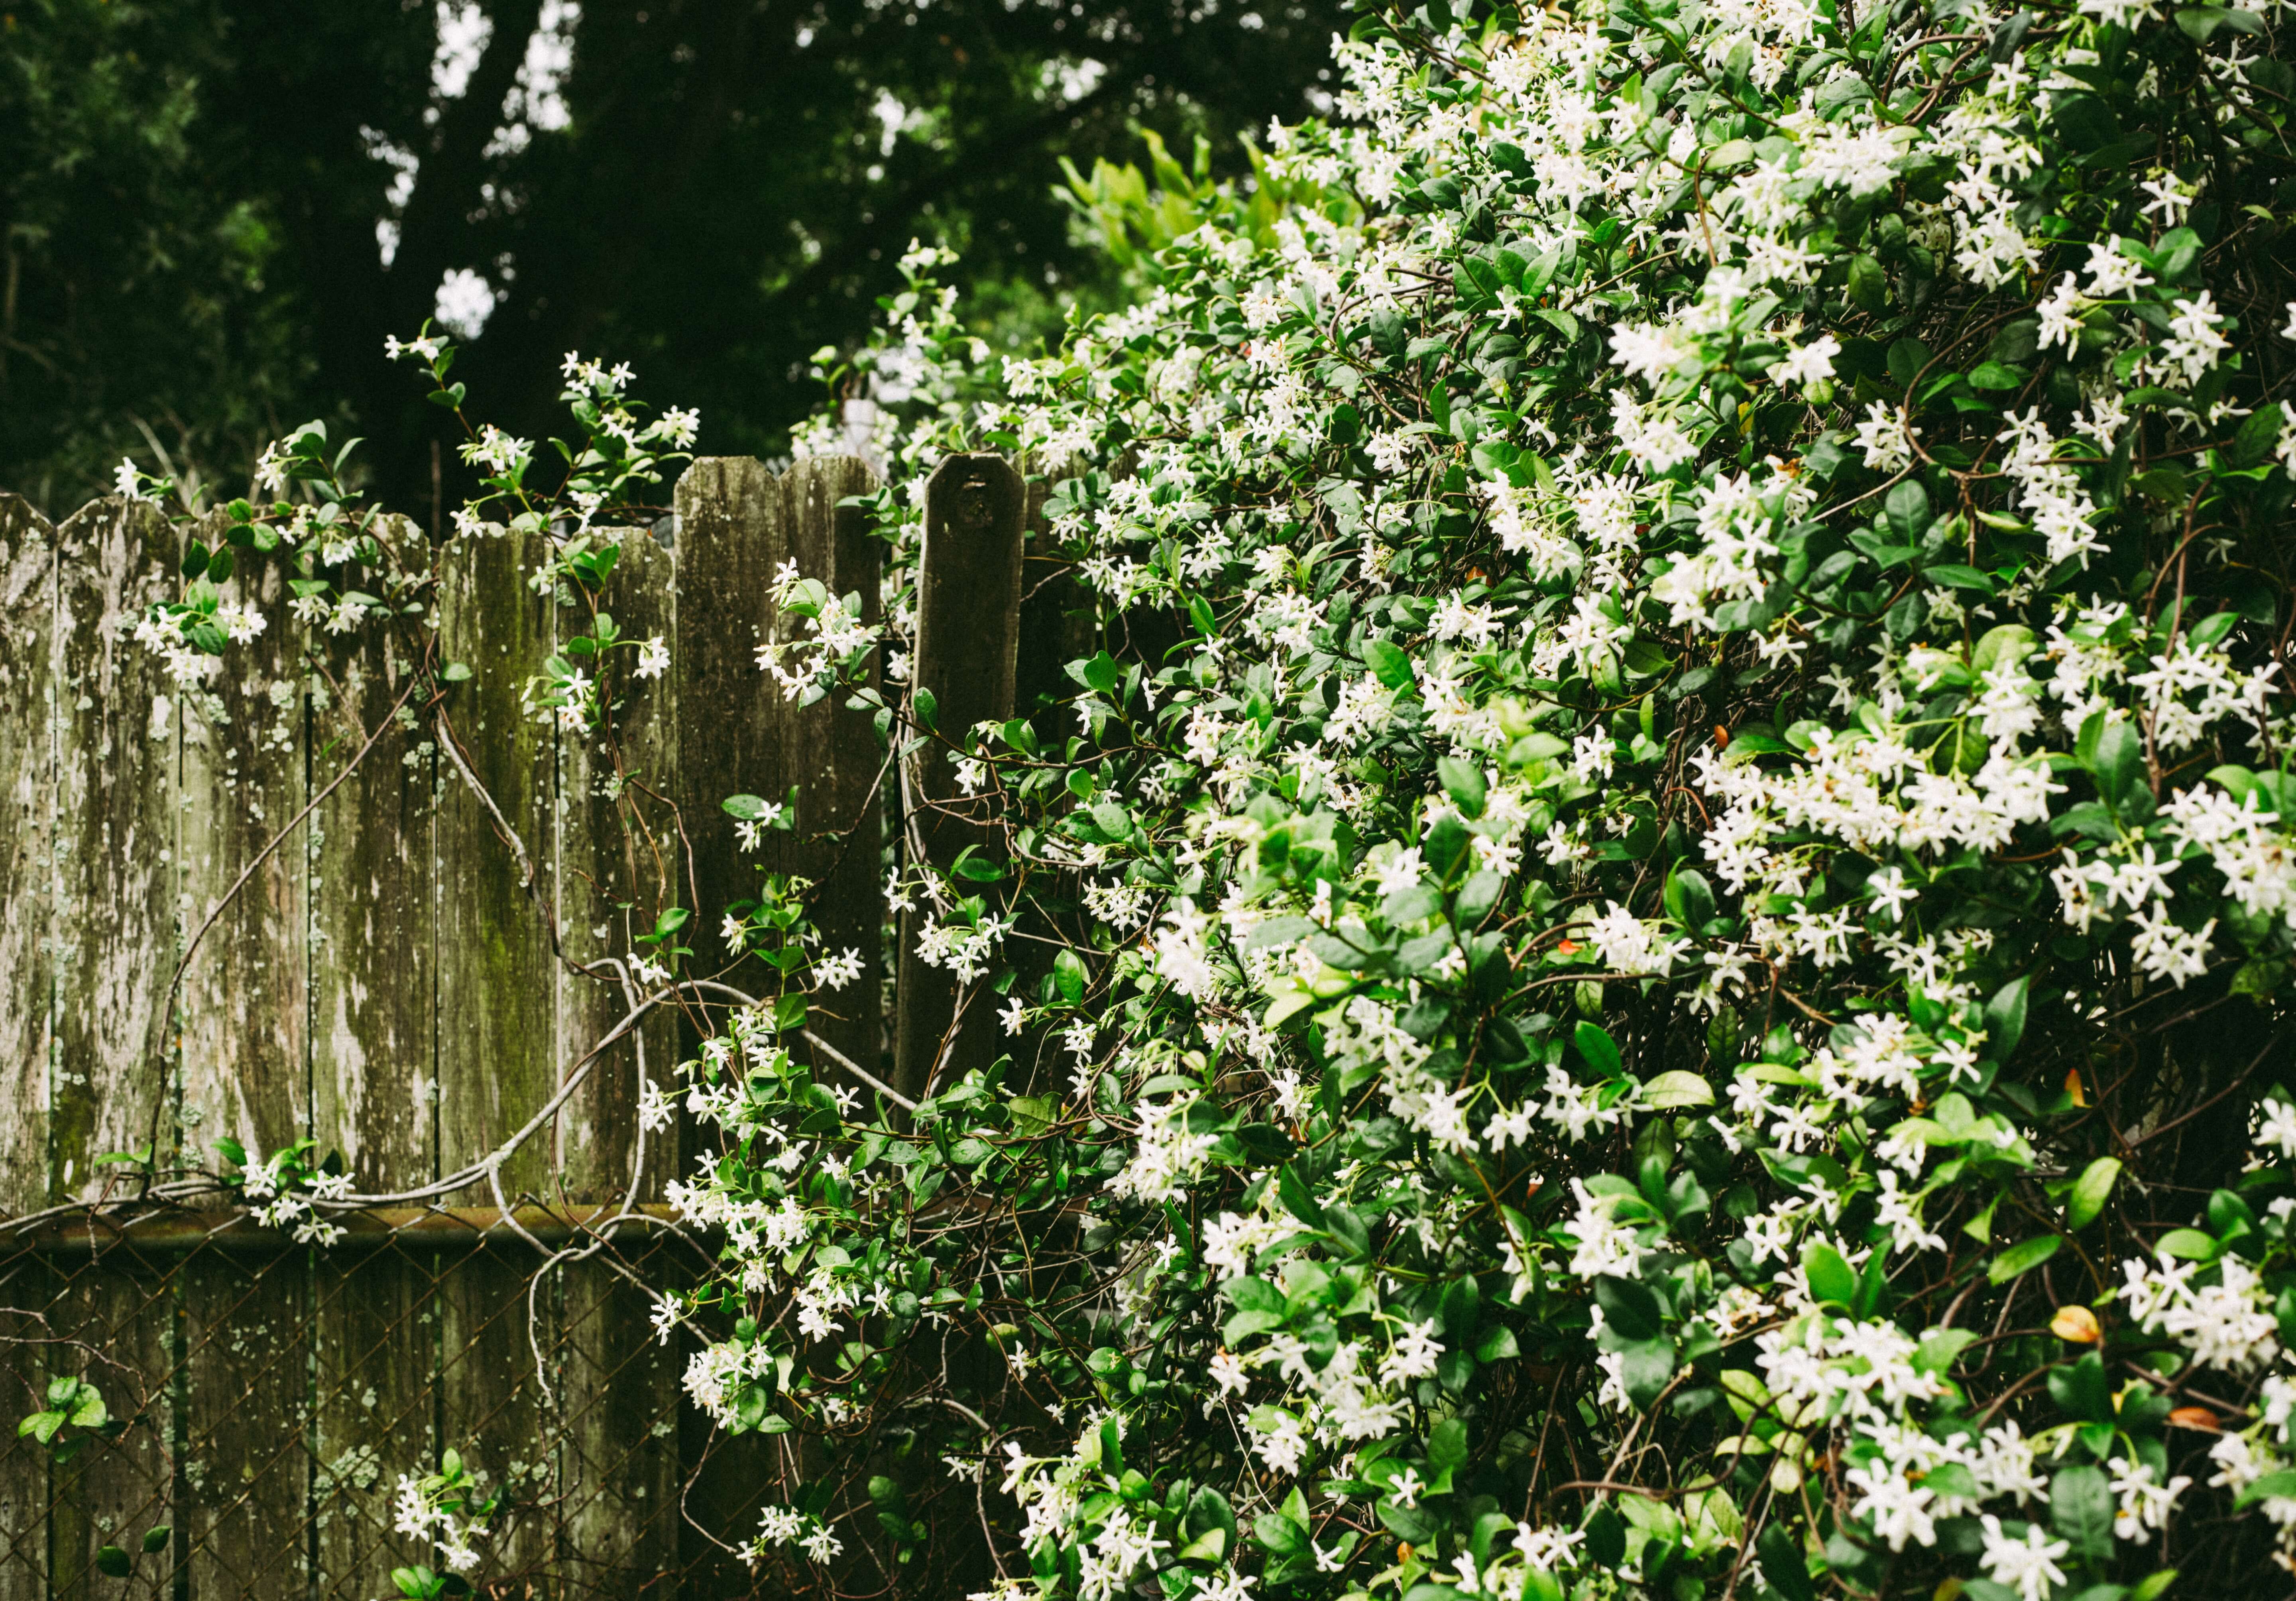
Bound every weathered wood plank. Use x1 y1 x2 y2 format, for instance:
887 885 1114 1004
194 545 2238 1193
0 1251 57 1601
558 1251 679 1595
670 458 781 1035
0 497 54 1221
552 526 677 1206
893 454 1024 1105
309 517 435 1191
552 528 682 1592
169 517 313 1601
1005 461 1095 1097
432 524 568 1589
306 525 440 1598
434 526 558 1201
311 1245 435 1601
780 457 885 1089
48 499 177 1199
175 511 308 1169
435 1241 559 1591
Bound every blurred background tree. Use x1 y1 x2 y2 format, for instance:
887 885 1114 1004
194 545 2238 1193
0 0 1346 512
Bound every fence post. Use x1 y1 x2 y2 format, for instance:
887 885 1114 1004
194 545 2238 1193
893 453 1024 1107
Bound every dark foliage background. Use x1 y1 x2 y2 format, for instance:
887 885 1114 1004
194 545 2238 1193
0 0 1345 510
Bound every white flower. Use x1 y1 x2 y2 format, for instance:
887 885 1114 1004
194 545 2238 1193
1977 1515 2069 1601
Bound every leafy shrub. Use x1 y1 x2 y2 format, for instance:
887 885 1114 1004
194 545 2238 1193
118 0 2296 1595
741 1 2296 1596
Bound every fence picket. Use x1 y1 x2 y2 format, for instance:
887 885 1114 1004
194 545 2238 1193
307 541 440 1596
893 453 1023 1106
552 525 681 1590
778 458 885 1087
0 495 53 1601
0 448 1035 1597
48 500 177 1200
432 525 564 1588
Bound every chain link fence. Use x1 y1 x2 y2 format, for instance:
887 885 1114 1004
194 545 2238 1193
0 1210 776 1599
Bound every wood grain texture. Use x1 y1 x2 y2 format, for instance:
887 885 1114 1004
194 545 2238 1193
780 458 885 1090
552 530 682 1591
434 527 558 1201
309 518 435 1190
553 527 676 1207
305 521 441 1593
894 453 1024 1104
48 500 177 1200
670 456 781 1037
175 511 307 1170
0 498 55 1218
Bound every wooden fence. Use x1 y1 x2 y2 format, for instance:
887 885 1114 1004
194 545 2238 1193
0 450 1073 1597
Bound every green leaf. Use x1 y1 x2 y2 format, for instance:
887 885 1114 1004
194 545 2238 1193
1053 948 1087 1004
1972 623 2036 676
142 1525 170 1555
1757 1523 1818 1601
1915 1327 1979 1376
2052 1463 2115 1563
1437 755 1486 818
1662 867 1714 929
2239 1470 2296 1508
1428 1416 1469 1470
1884 478 1930 541
1985 975 2029 1062
1802 1240 1857 1306
2130 1570 2178 1601
1967 360 2027 391
1618 1337 1677 1410
721 793 778 821
2049 1351 2113 1424
2154 1227 2218 1261
1642 1070 1714 1110
1254 1510 1308 1556
1594 1274 1665 1341
1278 1163 1327 1229
440 661 473 683
1364 637 1415 688
912 687 937 731
1574 1021 1622 1078
95 1547 132 1579
1988 1235 2061 1283
2068 1157 2122 1230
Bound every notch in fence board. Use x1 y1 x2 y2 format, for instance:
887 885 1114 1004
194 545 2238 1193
893 453 1023 1107
47 500 177 1201
673 456 885 1089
